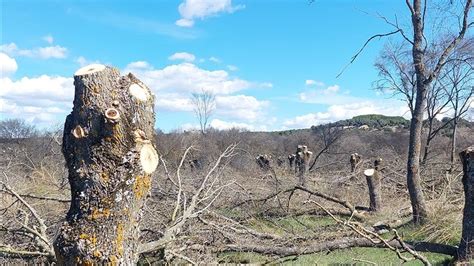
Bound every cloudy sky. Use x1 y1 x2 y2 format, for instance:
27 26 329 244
1 0 414 132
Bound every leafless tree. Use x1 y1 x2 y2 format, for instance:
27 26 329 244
441 41 474 169
369 0 473 224
422 77 451 164
191 89 216 134
0 119 37 139
374 42 417 116
308 125 343 171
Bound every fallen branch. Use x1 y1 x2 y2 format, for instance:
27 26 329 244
294 186 365 220
0 246 51 259
312 200 432 265
223 237 455 257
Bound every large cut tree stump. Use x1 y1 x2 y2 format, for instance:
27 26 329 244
458 146 474 263
54 64 159 265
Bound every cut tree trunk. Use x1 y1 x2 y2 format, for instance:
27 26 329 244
364 158 383 212
450 120 458 172
53 64 158 265
457 146 474 263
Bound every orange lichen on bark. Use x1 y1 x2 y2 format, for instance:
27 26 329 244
79 233 97 247
116 223 124 256
100 172 109 183
133 174 151 199
89 208 111 220
92 85 100 94
93 250 102 258
109 255 118 265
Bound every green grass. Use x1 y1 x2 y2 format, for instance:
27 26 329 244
221 215 457 265
380 222 460 246
219 248 452 265
247 215 337 235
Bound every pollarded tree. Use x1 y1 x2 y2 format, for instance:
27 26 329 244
54 64 159 264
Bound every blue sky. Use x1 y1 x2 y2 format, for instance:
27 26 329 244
1 0 413 132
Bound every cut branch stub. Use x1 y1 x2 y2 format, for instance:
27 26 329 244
458 146 474 262
105 108 120 122
72 125 86 139
54 64 157 265
364 169 375 177
129 83 150 102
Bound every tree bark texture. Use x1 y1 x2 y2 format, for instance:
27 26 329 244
365 159 382 212
407 0 429 224
450 120 458 169
54 64 158 265
295 145 312 186
458 146 474 262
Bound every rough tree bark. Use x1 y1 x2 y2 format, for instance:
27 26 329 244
364 158 382 212
350 153 361 173
406 0 429 224
458 146 474 262
53 64 159 265
295 145 312 186
450 119 458 171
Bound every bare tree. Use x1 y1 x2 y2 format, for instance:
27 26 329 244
191 89 216 134
374 42 417 116
308 124 343 171
0 119 37 139
422 77 451 164
442 42 474 169
370 0 473 224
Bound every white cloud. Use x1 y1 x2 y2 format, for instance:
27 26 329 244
0 74 74 125
0 53 18 77
168 52 196 62
1 57 272 130
123 60 272 125
0 42 67 59
227 65 238 71
0 75 74 106
126 61 151 69
326 85 340 93
283 101 410 129
124 61 258 95
209 56 220 63
210 118 254 130
176 18 195 27
155 94 194 112
305 79 324 86
216 95 269 121
42 34 54 44
176 0 245 27
299 84 362 105
75 56 102 67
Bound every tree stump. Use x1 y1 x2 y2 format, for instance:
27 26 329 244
458 146 474 263
350 153 361 173
364 158 382 212
295 145 312 186
53 64 159 265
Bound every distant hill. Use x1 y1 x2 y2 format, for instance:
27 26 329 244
331 114 410 129
308 114 410 132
